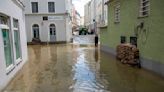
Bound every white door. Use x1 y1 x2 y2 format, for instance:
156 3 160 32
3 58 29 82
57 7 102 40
49 24 56 42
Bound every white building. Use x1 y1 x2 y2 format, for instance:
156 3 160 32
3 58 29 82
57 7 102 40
84 0 108 33
23 0 73 43
0 0 28 91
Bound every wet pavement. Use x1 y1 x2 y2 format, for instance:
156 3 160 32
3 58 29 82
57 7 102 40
2 44 164 92
73 35 95 44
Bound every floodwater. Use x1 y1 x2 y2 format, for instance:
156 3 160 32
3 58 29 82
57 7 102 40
3 44 164 92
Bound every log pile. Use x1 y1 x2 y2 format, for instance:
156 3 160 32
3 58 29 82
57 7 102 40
116 43 139 65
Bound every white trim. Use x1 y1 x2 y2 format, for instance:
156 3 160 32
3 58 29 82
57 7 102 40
16 58 22 65
0 24 9 29
13 28 18 30
6 64 15 74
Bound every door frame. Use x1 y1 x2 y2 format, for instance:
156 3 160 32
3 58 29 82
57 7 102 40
49 24 56 42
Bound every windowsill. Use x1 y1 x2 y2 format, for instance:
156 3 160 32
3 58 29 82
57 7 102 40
99 25 108 28
16 58 22 66
6 64 15 75
138 15 149 19
114 21 120 24
49 12 55 13
32 12 39 13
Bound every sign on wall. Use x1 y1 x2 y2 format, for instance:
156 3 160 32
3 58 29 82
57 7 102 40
48 16 63 20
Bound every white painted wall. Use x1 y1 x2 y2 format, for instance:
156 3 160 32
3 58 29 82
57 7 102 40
23 0 66 14
25 15 67 42
0 0 28 91
23 0 72 42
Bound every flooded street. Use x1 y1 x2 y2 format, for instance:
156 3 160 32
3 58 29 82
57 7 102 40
3 44 164 92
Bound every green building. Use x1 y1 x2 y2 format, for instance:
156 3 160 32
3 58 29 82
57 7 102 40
100 0 164 76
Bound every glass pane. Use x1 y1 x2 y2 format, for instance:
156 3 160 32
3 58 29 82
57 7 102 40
32 2 38 13
2 29 13 67
14 30 21 59
13 19 18 28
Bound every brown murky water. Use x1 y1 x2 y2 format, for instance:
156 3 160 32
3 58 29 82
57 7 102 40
3 44 164 92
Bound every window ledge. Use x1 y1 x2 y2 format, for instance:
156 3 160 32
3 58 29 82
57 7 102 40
138 15 149 19
16 58 23 66
114 21 120 24
6 64 15 75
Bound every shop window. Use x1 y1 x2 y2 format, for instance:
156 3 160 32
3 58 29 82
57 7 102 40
1 14 13 67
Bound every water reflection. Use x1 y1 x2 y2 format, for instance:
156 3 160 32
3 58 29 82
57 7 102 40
3 44 164 92
72 48 109 92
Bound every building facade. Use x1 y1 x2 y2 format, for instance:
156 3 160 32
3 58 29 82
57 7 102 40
23 0 73 43
100 0 164 76
0 0 28 91
72 5 82 32
84 0 108 34
84 1 91 31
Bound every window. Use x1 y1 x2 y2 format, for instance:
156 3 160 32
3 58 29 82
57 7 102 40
2 29 13 67
48 2 55 12
121 36 126 44
43 16 48 21
13 19 21 59
31 2 38 13
130 37 138 47
114 3 120 23
139 0 150 17
0 15 13 67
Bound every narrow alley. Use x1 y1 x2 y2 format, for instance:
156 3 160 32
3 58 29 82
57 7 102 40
3 43 164 92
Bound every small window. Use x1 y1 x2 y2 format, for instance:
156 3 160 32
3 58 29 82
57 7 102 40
139 0 150 17
48 2 55 12
43 16 48 21
121 36 126 44
0 15 8 25
13 19 18 28
114 3 120 23
130 36 137 47
31 2 38 13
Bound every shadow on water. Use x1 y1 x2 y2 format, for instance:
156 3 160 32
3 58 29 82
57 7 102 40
2 44 164 92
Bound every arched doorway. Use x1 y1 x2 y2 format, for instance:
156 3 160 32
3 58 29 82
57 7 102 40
49 24 56 42
32 24 40 39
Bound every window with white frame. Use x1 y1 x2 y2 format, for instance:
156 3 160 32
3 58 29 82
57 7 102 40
13 19 21 60
114 3 120 23
31 2 38 13
0 16 8 25
139 0 150 17
0 14 13 67
48 2 55 12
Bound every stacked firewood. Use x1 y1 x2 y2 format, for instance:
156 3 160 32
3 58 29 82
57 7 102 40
116 43 139 65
